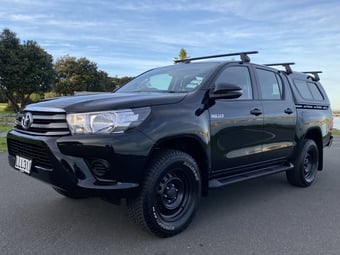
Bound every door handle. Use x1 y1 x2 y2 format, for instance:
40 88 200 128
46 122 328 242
250 108 262 116
284 108 293 115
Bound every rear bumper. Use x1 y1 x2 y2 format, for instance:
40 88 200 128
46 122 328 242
326 135 333 147
7 130 153 198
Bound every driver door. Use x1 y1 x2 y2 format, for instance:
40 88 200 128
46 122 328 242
210 64 265 175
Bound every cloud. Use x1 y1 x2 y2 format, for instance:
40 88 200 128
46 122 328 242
1 0 340 109
9 14 49 22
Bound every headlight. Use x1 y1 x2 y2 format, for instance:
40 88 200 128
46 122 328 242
66 107 151 134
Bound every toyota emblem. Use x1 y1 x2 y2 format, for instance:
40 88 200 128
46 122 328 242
21 112 33 129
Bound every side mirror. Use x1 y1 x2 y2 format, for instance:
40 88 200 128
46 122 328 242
211 82 243 99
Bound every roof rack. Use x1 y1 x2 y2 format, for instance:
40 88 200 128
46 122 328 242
302 71 322 81
174 51 258 64
264 62 295 74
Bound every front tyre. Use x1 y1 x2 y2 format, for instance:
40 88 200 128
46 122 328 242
286 139 319 187
128 150 201 238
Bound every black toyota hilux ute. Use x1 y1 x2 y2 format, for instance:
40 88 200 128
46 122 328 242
7 51 333 237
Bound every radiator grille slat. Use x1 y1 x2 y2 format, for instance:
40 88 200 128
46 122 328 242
8 138 52 169
14 110 70 136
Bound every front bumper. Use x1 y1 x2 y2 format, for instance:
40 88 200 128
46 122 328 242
7 129 154 198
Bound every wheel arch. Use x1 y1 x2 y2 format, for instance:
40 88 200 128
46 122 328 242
149 135 210 196
303 127 323 170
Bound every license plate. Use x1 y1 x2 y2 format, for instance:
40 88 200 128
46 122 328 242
15 155 32 174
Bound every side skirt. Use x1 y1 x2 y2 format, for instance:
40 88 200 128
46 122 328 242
208 162 294 188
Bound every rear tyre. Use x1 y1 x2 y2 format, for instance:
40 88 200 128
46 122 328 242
128 150 201 238
286 139 319 187
52 187 89 199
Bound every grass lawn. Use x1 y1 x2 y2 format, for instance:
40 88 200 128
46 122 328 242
0 103 16 114
0 103 15 151
0 137 7 152
0 125 12 132
0 126 12 152
333 129 340 136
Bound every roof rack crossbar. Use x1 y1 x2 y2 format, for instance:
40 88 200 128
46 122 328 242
302 71 322 81
174 51 258 64
264 62 295 74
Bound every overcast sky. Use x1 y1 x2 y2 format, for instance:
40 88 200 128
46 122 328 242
1 0 340 110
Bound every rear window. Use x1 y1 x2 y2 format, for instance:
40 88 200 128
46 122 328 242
308 82 324 100
293 79 324 101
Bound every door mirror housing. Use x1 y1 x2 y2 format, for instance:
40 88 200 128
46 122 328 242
211 82 243 99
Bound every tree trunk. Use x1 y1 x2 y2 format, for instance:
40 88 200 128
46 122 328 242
5 92 20 112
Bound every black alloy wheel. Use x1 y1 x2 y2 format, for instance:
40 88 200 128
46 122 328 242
128 149 201 237
286 139 319 187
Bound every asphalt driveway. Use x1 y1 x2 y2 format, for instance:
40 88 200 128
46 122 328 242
1 137 339 255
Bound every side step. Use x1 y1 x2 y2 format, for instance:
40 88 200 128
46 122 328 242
209 163 294 189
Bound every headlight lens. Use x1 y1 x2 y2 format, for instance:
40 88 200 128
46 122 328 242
66 107 151 134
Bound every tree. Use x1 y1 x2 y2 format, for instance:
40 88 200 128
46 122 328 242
0 29 54 111
54 55 113 95
112 76 134 89
99 71 115 92
17 41 54 107
174 48 189 63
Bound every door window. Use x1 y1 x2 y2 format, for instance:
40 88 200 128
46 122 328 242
256 68 283 100
215 66 253 100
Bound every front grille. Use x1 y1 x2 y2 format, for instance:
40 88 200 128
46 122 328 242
8 138 52 169
14 108 70 136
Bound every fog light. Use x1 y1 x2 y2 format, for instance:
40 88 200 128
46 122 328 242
89 159 111 177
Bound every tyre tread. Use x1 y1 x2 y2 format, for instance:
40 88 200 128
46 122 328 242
286 139 319 187
128 149 200 237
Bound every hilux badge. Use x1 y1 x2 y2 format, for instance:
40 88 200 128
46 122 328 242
211 113 224 119
21 112 33 129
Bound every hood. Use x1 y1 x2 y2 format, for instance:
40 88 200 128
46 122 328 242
26 92 187 113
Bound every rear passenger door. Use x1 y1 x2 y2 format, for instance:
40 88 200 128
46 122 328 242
254 67 297 161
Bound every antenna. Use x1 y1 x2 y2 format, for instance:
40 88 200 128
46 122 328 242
174 51 258 64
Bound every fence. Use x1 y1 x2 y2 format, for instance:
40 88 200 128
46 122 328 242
0 114 16 126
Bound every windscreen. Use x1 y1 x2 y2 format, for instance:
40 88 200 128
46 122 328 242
116 63 219 93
